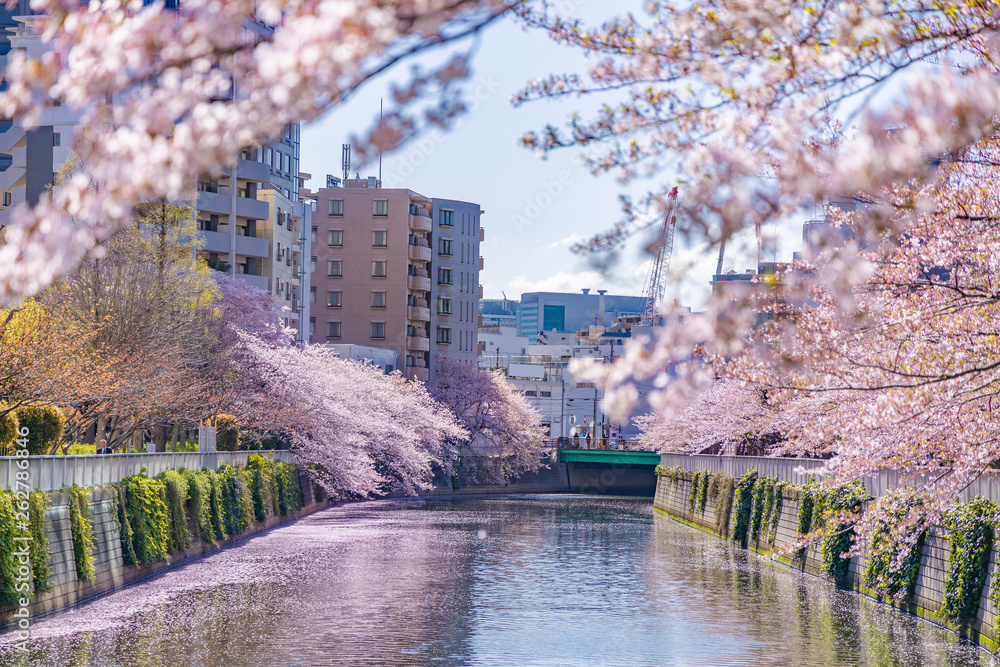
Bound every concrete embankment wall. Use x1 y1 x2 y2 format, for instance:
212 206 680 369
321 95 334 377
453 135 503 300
2 470 328 629
654 465 999 651
421 454 656 496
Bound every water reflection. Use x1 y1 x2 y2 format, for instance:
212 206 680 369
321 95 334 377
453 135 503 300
0 496 990 666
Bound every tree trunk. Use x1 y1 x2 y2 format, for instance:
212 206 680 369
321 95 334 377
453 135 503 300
153 423 167 452
169 424 179 451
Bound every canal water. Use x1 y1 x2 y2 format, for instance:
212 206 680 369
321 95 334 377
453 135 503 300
0 495 991 666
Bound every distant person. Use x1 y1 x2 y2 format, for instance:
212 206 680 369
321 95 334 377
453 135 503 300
96 439 113 454
572 433 580 448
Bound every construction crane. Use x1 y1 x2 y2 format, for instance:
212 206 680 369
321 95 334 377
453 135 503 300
640 187 679 326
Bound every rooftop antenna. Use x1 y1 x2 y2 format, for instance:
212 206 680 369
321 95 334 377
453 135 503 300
341 144 350 184
378 98 383 186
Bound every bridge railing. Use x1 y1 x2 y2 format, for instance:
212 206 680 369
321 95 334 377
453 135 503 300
0 450 297 491
550 438 656 453
658 453 1000 504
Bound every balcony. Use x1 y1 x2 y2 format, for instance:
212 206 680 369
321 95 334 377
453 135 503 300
478 285 484 299
408 244 432 262
407 305 431 321
407 275 431 291
405 366 430 383
236 158 270 184
235 273 269 291
199 229 231 254
292 242 302 253
291 298 300 314
479 256 484 271
235 234 270 258
197 190 230 215
408 213 432 232
235 195 269 220
406 335 430 352
479 227 485 242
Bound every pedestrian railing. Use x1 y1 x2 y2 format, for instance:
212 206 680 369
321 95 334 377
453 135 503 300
0 450 297 491
657 452 1000 504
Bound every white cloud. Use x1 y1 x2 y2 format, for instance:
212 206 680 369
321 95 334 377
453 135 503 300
546 231 586 249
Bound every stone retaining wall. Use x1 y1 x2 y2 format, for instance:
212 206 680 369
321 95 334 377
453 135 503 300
2 469 328 628
654 470 999 652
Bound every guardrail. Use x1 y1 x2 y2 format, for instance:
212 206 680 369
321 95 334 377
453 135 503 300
658 453 1000 504
0 450 297 491
551 438 656 453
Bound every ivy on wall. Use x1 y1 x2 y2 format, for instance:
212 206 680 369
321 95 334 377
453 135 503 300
750 475 775 543
66 485 95 582
120 472 170 565
112 485 137 567
28 491 50 594
159 469 191 554
0 490 30 606
689 470 704 514
864 489 926 601
731 468 758 546
942 496 996 628
820 481 868 580
698 471 711 513
654 465 686 489
707 472 735 535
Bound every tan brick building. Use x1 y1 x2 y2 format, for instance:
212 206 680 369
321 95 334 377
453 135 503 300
307 178 482 383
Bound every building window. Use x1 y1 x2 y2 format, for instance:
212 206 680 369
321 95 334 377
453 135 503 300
2 192 10 207
310 256 317 273
541 391 552 397
439 210 454 227
327 260 342 277
309 317 315 338
436 327 452 344
372 291 386 308
326 321 341 338
373 230 387 247
373 199 388 216
372 261 387 277
53 133 61 146
438 238 453 256
311 226 317 243
329 199 344 216
524 391 538 397
543 304 566 331
437 297 452 314
437 268 453 285
264 148 272 166
309 286 317 304
328 229 343 247
283 153 290 173
327 290 342 308
371 322 386 339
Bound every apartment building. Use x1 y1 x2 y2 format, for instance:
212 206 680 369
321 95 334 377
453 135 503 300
307 178 482 383
0 11 313 342
429 198 484 370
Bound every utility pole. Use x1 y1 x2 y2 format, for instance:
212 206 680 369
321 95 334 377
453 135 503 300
559 372 565 440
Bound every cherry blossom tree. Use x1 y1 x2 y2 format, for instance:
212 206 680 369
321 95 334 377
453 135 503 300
0 0 513 306
429 356 547 483
229 332 466 497
511 1 1000 433
719 143 1000 504
634 381 776 455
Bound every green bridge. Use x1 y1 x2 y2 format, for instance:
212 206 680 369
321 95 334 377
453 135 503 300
557 449 661 466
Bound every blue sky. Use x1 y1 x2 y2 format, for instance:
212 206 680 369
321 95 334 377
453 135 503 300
300 6 808 309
